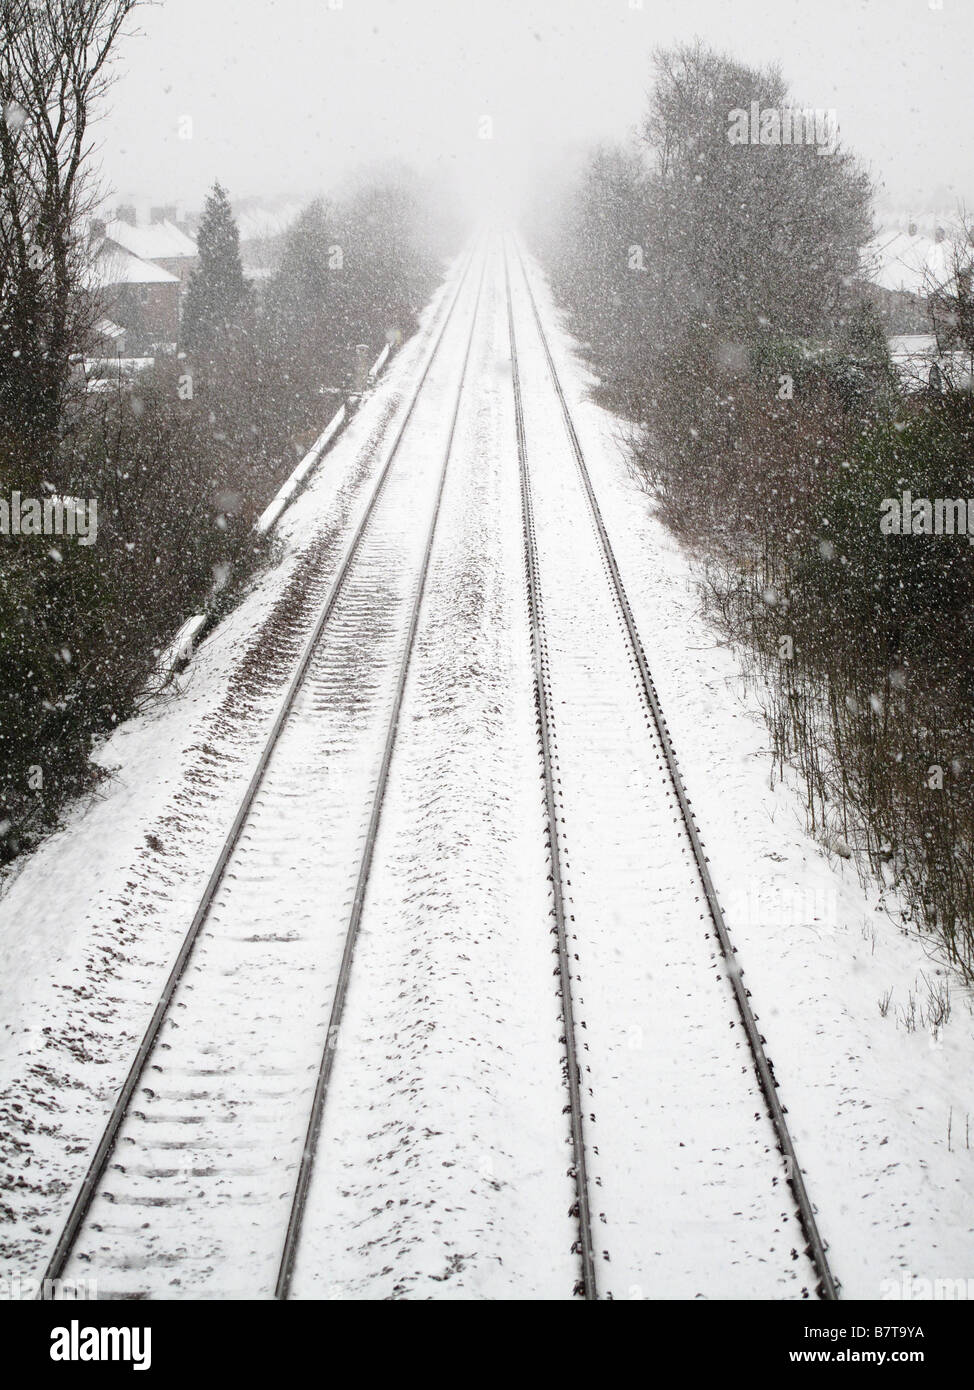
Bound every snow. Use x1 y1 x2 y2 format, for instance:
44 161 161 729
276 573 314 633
508 249 812 1298
103 220 198 263
0 266 459 1287
524 252 974 1299
290 241 575 1298
235 203 303 244
1 239 972 1300
863 227 962 297
92 318 126 342
86 242 180 289
257 406 348 535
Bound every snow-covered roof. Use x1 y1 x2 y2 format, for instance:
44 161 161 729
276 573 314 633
93 317 126 340
86 241 180 289
104 218 197 261
872 209 962 238
862 228 963 297
236 203 302 242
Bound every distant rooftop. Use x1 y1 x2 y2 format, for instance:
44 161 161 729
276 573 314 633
862 224 965 298
236 203 302 242
86 241 181 289
93 317 126 341
105 218 198 262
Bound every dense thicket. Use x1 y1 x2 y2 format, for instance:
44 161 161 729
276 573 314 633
536 41 974 982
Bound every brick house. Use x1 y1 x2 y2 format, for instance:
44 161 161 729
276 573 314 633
83 209 199 357
88 238 181 355
103 213 199 291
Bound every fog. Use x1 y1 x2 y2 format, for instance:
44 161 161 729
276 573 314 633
94 0 972 218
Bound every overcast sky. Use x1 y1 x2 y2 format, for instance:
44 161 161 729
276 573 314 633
93 0 973 217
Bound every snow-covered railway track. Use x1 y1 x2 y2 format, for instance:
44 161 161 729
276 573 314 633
506 260 599 1300
32 234 840 1301
505 239 839 1300
37 245 487 1300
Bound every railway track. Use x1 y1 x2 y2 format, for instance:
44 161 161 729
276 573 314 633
35 233 838 1301
504 236 838 1300
507 260 598 1300
39 242 486 1299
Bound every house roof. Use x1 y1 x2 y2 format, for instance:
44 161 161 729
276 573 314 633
104 218 198 261
87 240 180 289
236 203 302 242
862 229 960 298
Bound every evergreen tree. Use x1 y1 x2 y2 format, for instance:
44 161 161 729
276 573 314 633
182 182 250 352
264 200 348 374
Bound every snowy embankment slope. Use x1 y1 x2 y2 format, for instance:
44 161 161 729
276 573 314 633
525 265 974 1300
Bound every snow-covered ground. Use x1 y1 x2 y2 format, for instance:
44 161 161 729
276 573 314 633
528 259 974 1301
508 248 815 1298
1 236 972 1301
0 260 465 1286
888 334 974 393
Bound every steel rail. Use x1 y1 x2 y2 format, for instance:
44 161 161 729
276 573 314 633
38 242 483 1294
509 237 839 1302
274 252 489 1300
503 245 599 1301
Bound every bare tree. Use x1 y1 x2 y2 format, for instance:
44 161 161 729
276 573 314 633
0 0 140 483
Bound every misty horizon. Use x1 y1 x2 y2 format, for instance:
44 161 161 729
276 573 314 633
91 0 973 220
